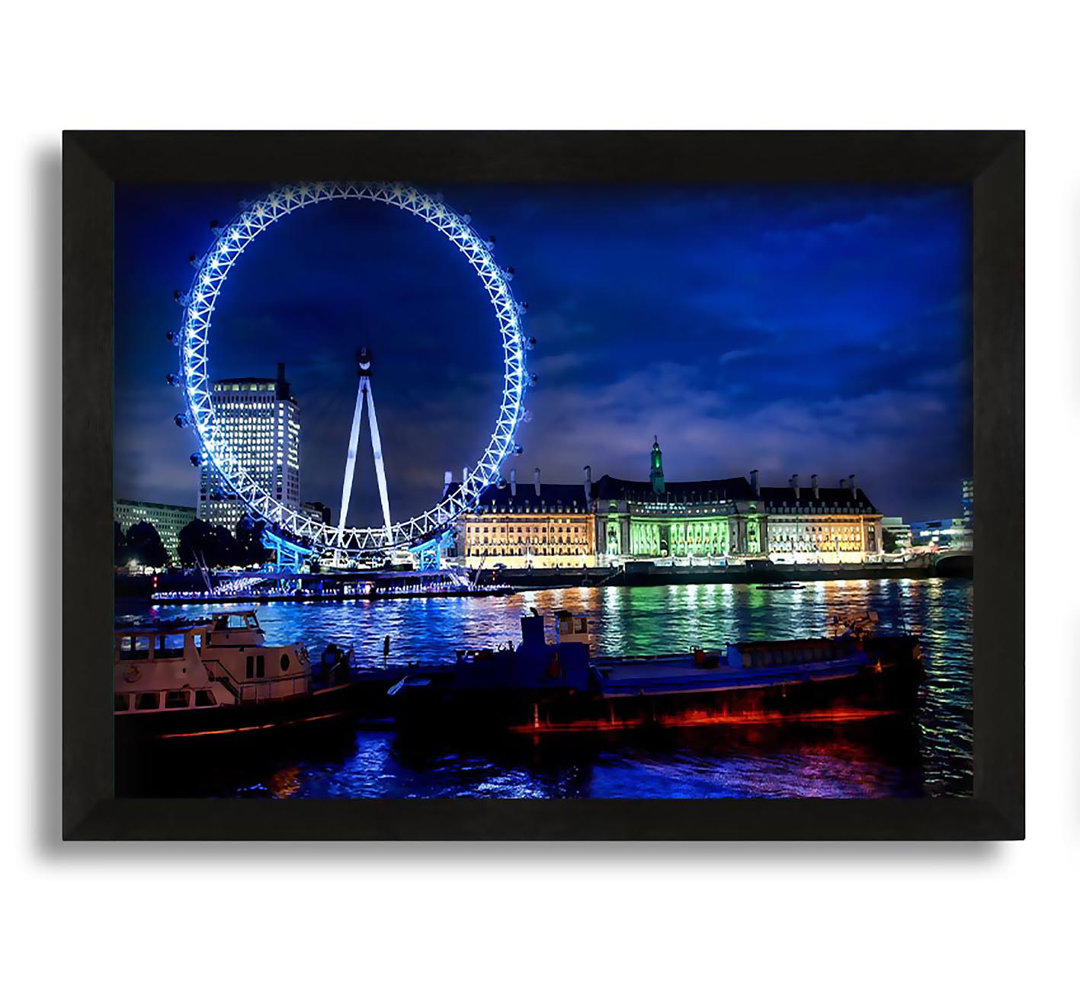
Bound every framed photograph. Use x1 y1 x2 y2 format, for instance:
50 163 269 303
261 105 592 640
64 131 1022 839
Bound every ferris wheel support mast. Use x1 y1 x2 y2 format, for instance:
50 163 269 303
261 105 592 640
337 349 393 552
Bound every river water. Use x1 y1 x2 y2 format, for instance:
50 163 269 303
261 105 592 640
118 578 973 799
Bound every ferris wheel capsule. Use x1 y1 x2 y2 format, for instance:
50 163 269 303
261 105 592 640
189 453 202 467
166 373 180 386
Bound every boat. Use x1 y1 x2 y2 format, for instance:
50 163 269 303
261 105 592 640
114 609 398 743
387 611 924 734
755 582 804 591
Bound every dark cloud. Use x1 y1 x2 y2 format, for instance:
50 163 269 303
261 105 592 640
115 183 971 524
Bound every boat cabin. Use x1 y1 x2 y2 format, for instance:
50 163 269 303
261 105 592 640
553 611 591 643
726 637 861 669
204 609 265 649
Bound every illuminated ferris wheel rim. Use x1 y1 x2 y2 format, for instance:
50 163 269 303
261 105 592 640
175 181 530 555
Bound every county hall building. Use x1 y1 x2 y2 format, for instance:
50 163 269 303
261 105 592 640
455 438 883 569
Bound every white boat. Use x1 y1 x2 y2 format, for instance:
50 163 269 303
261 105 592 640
114 609 357 742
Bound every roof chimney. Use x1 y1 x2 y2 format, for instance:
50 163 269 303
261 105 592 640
534 467 541 497
443 470 452 496
839 477 847 490
275 361 290 400
849 474 857 499
750 469 760 496
510 468 517 496
790 474 800 500
811 473 819 499
583 464 592 503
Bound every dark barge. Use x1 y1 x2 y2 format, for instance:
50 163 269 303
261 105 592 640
388 612 924 734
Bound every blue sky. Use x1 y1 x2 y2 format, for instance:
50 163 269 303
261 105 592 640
115 183 971 525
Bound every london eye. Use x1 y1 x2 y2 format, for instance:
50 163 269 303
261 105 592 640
170 182 533 560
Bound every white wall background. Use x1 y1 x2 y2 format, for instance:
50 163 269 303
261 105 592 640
4 3 1072 998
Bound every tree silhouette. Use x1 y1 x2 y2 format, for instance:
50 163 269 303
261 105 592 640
125 521 169 567
177 519 241 568
114 521 128 566
235 516 271 567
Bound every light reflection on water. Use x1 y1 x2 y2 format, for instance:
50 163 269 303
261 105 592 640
122 578 973 799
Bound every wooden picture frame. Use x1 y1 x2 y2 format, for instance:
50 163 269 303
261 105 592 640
63 130 1023 839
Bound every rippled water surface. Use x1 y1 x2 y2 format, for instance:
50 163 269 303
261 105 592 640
120 579 973 799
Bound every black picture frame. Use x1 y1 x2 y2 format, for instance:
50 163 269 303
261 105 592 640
63 130 1023 840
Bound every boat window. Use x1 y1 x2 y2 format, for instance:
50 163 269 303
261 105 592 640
256 655 265 678
119 635 152 660
135 692 160 711
164 690 189 709
157 634 186 659
114 694 129 712
280 653 290 672
574 618 588 634
194 689 216 707
246 655 254 679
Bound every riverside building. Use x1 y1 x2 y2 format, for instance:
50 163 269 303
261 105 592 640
881 516 913 554
451 439 884 570
114 498 196 565
457 468 596 569
302 500 333 525
197 364 301 532
753 473 882 564
907 481 975 552
594 439 883 566
592 440 756 563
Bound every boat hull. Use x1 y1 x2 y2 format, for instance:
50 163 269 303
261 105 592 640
115 674 403 745
393 639 924 736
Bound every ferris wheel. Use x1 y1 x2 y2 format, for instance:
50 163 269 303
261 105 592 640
169 182 534 557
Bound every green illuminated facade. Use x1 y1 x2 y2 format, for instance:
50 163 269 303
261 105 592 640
593 441 882 566
455 440 884 569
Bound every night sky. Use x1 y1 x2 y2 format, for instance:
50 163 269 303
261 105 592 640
115 183 972 526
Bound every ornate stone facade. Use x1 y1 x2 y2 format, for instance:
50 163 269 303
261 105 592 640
453 440 884 569
458 470 596 569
